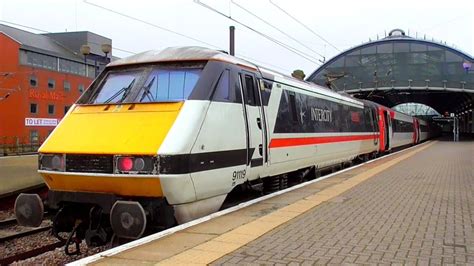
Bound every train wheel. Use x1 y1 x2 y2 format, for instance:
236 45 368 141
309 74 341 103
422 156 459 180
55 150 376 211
14 193 44 227
110 201 147 239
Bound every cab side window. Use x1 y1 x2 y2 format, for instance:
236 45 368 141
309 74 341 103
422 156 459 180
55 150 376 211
213 69 230 101
244 75 255 105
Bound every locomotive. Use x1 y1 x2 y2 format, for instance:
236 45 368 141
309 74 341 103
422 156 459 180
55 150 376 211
14 47 430 249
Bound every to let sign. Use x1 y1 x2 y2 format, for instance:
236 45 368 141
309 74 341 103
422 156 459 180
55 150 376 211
25 118 58 127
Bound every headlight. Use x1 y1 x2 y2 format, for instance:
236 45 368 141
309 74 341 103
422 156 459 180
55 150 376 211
39 154 65 171
114 156 156 174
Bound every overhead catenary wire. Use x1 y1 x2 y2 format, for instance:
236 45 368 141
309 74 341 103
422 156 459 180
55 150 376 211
1 7 295 73
267 1 367 76
269 0 341 53
83 0 223 50
237 53 291 73
81 1 294 72
230 0 325 61
194 0 322 65
1 19 293 75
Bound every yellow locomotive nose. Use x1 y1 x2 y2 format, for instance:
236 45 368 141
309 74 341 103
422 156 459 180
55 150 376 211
40 102 183 155
38 102 183 197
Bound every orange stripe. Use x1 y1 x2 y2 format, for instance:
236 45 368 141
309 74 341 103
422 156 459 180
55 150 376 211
269 134 377 148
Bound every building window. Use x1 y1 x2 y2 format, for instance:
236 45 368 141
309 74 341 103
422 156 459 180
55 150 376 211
30 130 39 144
64 81 71 92
48 104 55 115
20 50 58 70
78 84 84 93
48 78 55 89
64 105 70 114
58 58 95 78
30 75 38 87
30 103 38 114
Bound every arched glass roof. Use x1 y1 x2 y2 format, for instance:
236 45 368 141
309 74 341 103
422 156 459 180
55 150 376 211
392 103 440 116
307 30 474 113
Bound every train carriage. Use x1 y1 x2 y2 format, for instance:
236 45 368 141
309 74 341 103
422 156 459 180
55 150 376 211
418 119 430 142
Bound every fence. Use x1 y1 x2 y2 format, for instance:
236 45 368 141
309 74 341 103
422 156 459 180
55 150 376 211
0 136 44 156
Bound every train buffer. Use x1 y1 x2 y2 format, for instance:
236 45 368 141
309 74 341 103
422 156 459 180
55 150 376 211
71 139 474 265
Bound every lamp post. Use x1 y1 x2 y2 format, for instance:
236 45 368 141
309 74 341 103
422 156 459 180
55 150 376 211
101 44 112 64
80 45 91 77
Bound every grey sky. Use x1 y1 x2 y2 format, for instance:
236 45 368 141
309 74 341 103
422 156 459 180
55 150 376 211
1 0 473 75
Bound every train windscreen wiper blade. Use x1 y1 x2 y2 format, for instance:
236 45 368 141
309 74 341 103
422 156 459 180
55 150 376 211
103 79 136 104
139 77 156 102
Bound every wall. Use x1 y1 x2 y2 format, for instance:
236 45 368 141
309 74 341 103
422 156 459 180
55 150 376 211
0 33 94 147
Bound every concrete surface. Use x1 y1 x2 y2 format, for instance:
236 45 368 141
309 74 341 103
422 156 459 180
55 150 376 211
0 155 43 196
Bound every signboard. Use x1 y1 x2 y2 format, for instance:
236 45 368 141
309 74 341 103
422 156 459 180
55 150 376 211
25 118 58 127
29 90 65 101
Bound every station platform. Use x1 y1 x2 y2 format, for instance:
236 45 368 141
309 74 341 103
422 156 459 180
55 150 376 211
73 140 474 265
0 155 43 197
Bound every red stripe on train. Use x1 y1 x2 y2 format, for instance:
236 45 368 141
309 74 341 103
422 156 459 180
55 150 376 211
269 134 377 148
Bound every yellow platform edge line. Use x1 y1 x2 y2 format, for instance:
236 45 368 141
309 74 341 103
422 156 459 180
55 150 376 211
156 141 436 265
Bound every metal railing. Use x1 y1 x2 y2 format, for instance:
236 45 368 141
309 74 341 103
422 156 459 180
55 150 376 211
0 137 44 156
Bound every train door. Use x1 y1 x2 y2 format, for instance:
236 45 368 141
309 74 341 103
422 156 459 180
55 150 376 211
239 72 267 180
369 107 379 147
413 118 420 144
378 108 386 152
383 110 391 151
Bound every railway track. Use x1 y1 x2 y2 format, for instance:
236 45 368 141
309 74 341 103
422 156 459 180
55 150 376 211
0 224 52 243
0 218 16 228
0 240 65 265
0 213 62 265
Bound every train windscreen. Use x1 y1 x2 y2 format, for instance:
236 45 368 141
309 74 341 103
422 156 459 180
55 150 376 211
80 63 204 104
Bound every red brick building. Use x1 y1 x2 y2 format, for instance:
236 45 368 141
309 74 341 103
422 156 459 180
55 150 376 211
0 24 112 152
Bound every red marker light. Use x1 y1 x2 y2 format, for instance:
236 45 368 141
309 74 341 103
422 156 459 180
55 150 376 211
118 157 134 171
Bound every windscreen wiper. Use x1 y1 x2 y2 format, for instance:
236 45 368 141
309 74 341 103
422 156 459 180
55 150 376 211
139 77 156 102
103 79 136 104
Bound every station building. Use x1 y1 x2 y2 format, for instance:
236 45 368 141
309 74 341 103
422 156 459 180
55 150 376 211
308 29 474 135
0 24 112 152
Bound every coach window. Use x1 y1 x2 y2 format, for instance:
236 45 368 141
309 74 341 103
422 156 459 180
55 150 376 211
64 105 70 114
78 84 84 93
48 104 55 115
213 69 230 101
364 109 372 131
30 75 38 87
392 120 398 132
48 79 55 89
30 103 38 114
288 91 298 123
64 81 71 92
